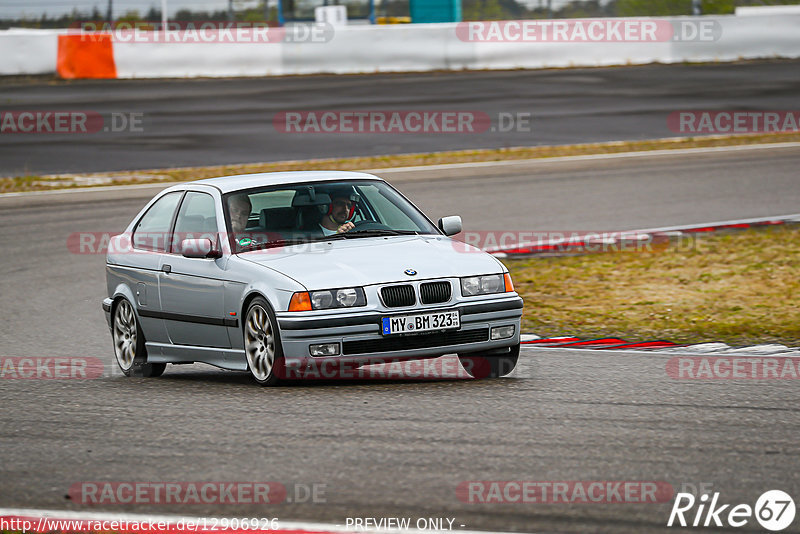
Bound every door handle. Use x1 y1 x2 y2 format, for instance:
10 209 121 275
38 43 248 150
162 264 172 274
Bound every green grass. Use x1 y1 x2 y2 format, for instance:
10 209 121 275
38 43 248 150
505 226 800 346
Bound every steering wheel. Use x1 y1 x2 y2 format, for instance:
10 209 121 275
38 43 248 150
350 219 393 231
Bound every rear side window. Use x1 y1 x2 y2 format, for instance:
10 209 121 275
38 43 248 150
133 192 182 252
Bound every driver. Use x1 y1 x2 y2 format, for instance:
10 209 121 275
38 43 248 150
319 190 356 235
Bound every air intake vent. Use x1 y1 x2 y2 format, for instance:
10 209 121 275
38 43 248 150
381 284 416 307
344 328 489 355
420 281 451 304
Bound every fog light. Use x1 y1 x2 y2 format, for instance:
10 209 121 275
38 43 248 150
491 325 515 340
309 343 340 357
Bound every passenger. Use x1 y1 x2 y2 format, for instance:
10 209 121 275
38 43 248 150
228 194 252 234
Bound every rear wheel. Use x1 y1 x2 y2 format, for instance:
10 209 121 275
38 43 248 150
112 298 165 378
244 297 285 386
458 343 520 379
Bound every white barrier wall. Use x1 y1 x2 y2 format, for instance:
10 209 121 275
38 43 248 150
112 14 800 78
110 23 475 77
1 15 799 78
736 6 800 16
670 15 800 63
0 29 61 75
278 23 477 75
113 41 283 78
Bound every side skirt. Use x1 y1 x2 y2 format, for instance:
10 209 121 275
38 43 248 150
145 342 248 371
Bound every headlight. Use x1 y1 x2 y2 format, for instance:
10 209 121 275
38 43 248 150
460 274 513 297
311 291 333 309
336 288 358 307
307 287 366 310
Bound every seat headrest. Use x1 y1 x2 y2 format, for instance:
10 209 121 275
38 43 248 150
259 207 296 231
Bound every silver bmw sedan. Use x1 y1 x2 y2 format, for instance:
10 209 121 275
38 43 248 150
102 171 523 385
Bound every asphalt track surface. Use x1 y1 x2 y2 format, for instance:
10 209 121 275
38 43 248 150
1 148 799 533
1 59 800 176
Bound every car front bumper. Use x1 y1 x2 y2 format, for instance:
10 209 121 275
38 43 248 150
102 297 113 328
275 296 523 372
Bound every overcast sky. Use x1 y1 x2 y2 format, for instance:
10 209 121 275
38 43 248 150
0 0 589 19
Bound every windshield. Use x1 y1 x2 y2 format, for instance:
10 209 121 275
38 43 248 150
223 180 440 252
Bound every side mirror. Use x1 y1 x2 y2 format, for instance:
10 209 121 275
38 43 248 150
437 216 462 237
181 238 221 259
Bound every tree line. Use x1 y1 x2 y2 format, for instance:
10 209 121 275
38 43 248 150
2 0 799 29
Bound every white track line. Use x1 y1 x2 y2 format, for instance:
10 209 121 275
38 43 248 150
371 141 800 174
527 344 799 356
0 508 532 534
0 181 182 198
616 213 800 235
486 212 800 254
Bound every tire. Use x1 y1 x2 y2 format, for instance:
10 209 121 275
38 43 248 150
244 297 286 386
458 343 520 379
112 298 165 378
142 362 166 378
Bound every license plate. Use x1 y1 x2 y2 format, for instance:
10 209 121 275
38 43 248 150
381 310 460 335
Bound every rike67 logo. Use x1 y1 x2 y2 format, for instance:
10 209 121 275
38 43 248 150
668 490 796 531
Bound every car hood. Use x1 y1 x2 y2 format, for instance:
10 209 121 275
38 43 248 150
238 235 503 289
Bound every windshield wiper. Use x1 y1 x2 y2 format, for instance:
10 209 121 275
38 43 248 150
306 233 350 242
237 238 310 252
343 229 418 238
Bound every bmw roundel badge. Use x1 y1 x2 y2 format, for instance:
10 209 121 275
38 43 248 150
404 269 417 276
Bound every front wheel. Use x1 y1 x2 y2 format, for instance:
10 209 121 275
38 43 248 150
112 298 165 378
458 343 520 379
244 297 286 386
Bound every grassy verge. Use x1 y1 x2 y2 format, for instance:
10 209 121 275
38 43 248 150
3 131 800 194
505 225 800 346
